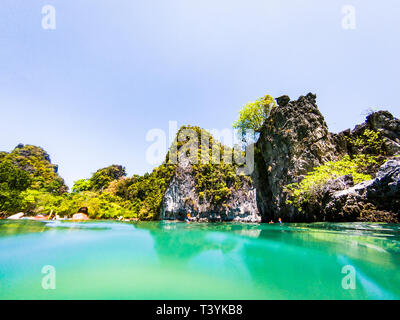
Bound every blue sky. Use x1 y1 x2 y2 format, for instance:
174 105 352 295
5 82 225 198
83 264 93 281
0 0 399 188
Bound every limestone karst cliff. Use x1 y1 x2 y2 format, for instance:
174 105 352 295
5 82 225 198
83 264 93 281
253 93 400 222
252 93 339 221
161 126 260 222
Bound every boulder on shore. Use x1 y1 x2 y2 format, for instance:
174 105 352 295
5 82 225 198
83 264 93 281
321 159 400 222
72 213 89 220
7 212 24 220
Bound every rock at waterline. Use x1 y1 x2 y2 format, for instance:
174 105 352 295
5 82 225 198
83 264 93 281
72 213 89 220
73 207 90 220
7 212 24 220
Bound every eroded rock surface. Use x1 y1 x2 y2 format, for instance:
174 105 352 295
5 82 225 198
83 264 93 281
322 159 400 222
253 93 400 222
161 131 260 223
253 93 339 221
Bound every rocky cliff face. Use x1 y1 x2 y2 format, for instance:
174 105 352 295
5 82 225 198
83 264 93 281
319 159 400 222
158 95 399 223
160 127 260 222
347 111 400 156
253 93 400 222
161 164 259 222
253 93 340 221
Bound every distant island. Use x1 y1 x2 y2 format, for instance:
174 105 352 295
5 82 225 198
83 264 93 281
1 93 399 223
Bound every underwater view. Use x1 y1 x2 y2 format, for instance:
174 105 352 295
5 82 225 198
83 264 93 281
1 220 399 300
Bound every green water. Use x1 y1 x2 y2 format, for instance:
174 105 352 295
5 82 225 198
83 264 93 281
0 220 399 300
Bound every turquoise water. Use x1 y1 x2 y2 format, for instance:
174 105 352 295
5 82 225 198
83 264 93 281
0 220 399 300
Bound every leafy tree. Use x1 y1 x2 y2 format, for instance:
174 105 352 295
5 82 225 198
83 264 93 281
72 179 93 193
233 95 277 136
20 189 64 215
0 160 32 213
125 164 176 220
72 165 127 194
90 165 126 191
0 160 31 191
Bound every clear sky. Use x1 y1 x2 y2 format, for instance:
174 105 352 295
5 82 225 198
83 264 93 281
0 0 399 188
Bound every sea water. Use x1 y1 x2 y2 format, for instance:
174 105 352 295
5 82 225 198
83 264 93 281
0 220 399 299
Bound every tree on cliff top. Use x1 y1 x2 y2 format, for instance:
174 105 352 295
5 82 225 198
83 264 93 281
233 94 276 137
90 165 126 191
72 165 127 193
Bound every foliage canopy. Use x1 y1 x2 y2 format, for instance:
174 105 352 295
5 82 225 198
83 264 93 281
233 95 276 136
0 126 253 220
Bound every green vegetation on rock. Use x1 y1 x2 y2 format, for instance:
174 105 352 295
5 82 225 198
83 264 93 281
286 129 388 212
346 129 388 156
0 160 32 213
114 163 176 220
285 155 377 211
0 125 249 219
173 125 251 207
72 165 126 193
0 145 67 214
2 144 67 194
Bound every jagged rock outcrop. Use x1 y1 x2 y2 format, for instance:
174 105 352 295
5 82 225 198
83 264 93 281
161 127 260 222
253 93 400 222
253 93 339 221
321 159 400 222
162 164 259 222
350 111 400 156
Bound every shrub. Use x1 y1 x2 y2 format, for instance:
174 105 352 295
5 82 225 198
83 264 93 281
285 155 380 211
286 128 389 212
72 179 93 193
89 165 126 191
346 129 388 156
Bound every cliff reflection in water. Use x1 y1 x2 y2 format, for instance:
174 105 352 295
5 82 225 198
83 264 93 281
0 220 399 299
